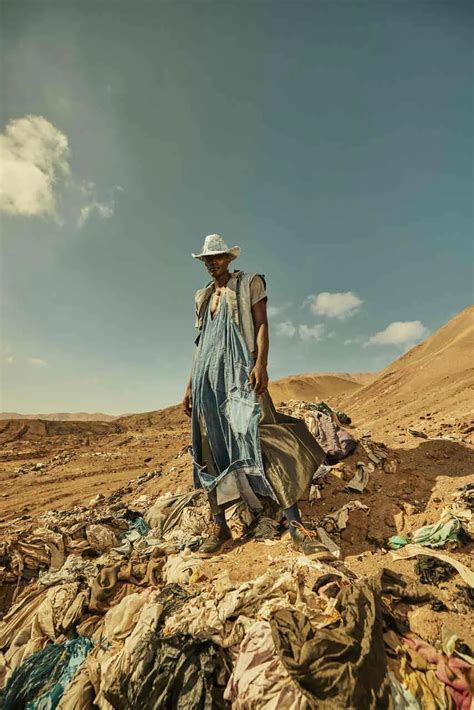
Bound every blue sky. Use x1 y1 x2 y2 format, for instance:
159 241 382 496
1 1 472 415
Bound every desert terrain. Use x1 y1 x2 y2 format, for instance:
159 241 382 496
0 304 473 706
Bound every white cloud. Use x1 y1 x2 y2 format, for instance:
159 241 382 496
275 321 296 337
267 304 286 317
306 291 363 320
299 323 325 340
28 357 48 367
77 182 122 228
365 320 429 347
5 355 14 364
0 115 70 219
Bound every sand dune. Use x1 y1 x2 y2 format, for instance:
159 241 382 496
268 371 377 403
336 304 474 431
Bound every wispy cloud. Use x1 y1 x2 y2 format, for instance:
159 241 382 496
299 323 325 340
0 115 70 220
267 304 288 318
275 321 325 341
365 320 429 347
77 182 123 229
305 291 363 320
343 335 366 346
28 357 48 367
275 321 296 337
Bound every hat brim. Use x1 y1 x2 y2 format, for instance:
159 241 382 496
192 246 240 261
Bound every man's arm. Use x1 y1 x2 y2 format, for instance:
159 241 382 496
248 298 269 395
182 347 196 417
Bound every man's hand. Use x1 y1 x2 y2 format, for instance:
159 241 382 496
183 388 192 417
248 363 268 395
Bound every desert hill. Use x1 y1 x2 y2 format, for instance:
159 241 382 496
0 411 129 422
268 371 376 403
335 304 474 433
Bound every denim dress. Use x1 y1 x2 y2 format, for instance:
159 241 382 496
191 292 277 509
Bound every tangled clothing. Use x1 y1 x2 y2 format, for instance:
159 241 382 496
302 410 358 464
270 578 392 710
3 636 92 710
104 634 226 710
162 559 342 646
402 635 473 710
94 586 222 709
224 620 308 709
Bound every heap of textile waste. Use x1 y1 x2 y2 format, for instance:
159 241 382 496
0 402 473 708
1 481 473 709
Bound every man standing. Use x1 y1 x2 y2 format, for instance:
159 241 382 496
183 234 327 555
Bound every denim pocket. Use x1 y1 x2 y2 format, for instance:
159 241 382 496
220 393 258 435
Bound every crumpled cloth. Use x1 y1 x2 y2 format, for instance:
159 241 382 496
303 410 357 464
390 546 474 588
402 634 473 710
163 557 342 646
270 577 392 709
162 550 202 585
344 462 371 493
3 635 93 710
224 620 307 709
389 511 461 550
322 501 369 531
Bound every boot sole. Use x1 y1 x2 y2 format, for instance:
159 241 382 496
197 538 233 557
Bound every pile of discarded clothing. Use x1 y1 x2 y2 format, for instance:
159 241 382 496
1 481 473 710
279 400 358 464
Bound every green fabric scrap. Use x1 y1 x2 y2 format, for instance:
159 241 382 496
412 515 460 548
4 636 93 710
388 536 409 549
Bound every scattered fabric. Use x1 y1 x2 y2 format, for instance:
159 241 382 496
162 550 202 585
344 462 370 493
389 511 462 549
322 501 369 531
408 428 429 440
390 545 474 588
302 410 357 464
415 556 455 585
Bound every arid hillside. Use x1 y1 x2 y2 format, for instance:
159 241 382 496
0 411 128 422
268 371 377 404
334 304 474 435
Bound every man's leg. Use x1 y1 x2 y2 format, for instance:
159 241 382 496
198 424 232 554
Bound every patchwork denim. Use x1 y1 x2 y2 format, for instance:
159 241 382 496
191 294 277 505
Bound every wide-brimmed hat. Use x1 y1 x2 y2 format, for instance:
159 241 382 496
192 234 240 261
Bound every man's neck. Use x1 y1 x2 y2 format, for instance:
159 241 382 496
213 271 231 288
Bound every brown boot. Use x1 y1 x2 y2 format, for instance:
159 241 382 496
198 523 232 556
289 521 336 560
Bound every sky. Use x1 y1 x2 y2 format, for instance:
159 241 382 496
1 0 472 415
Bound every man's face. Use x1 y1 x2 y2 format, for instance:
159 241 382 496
203 253 232 277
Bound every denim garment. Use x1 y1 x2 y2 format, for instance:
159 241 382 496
191 293 277 504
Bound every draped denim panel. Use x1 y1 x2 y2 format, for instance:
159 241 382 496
191 294 276 501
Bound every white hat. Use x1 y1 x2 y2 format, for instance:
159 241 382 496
192 234 240 261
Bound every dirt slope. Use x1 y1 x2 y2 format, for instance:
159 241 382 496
334 305 474 434
0 411 129 422
269 371 377 403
